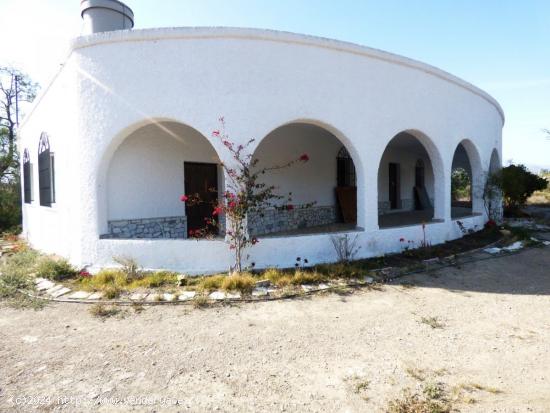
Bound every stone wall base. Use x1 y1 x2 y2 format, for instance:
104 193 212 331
101 216 187 239
248 205 338 236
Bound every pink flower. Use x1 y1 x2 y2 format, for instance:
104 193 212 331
180 195 188 202
286 204 294 210
228 201 237 209
212 206 223 216
299 153 309 162
79 270 91 278
212 130 220 137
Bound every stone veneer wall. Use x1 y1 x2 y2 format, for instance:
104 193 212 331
248 205 338 236
102 216 187 239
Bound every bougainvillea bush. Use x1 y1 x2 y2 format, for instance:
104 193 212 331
181 118 312 273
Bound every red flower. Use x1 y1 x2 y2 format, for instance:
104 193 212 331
180 195 188 202
212 130 220 137
286 204 294 210
79 270 91 278
228 201 237 209
399 238 405 242
212 206 223 216
299 153 309 162
188 229 195 236
485 219 497 229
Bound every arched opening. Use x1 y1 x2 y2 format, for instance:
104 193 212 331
378 132 435 228
249 122 358 236
102 121 223 239
450 143 473 218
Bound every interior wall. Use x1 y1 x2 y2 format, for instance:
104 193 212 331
107 122 219 220
252 123 346 207
377 134 435 212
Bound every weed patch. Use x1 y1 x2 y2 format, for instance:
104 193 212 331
89 303 124 319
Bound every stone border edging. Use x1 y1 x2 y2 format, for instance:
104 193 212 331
22 234 548 307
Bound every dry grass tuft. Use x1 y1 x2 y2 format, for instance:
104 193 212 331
192 295 210 309
386 389 452 413
406 367 427 382
420 316 445 329
89 303 123 319
221 273 255 294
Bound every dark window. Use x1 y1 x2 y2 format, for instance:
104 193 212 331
336 147 356 187
23 149 32 203
38 133 55 207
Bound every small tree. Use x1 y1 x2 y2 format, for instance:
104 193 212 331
451 167 471 202
182 118 312 273
482 171 502 222
0 67 38 231
497 164 548 211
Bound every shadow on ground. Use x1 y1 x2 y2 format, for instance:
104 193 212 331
395 246 550 296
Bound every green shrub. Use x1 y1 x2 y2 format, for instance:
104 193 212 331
221 273 255 294
36 257 77 280
497 164 548 210
0 249 38 301
451 167 471 201
0 182 22 232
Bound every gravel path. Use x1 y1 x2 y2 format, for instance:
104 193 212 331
1 247 549 412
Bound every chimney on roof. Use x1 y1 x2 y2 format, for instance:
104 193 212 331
80 0 134 35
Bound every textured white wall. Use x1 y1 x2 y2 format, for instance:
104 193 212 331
252 123 344 207
107 121 219 220
19 27 504 272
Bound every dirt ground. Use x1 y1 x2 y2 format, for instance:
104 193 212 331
1 246 550 412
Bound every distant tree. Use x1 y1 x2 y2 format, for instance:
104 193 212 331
496 164 548 210
451 167 471 201
0 67 38 231
0 66 38 183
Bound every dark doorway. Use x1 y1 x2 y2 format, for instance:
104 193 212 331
414 159 425 210
336 147 357 224
184 162 219 235
389 162 400 209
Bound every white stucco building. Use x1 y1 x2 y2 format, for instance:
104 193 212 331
19 0 503 273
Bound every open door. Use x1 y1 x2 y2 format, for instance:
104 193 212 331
184 162 219 235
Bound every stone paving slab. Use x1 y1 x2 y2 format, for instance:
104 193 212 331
146 294 162 302
50 287 71 298
252 287 268 297
178 291 196 301
45 285 64 295
129 293 148 301
87 292 104 300
36 280 55 291
209 291 226 300
66 291 92 300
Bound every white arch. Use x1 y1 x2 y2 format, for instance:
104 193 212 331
452 139 484 215
377 129 446 222
96 118 224 235
251 118 366 229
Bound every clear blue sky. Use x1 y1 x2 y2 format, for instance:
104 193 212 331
1 0 549 169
